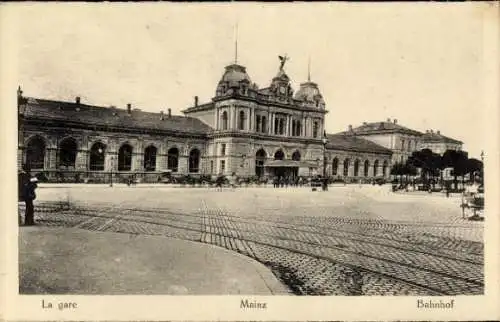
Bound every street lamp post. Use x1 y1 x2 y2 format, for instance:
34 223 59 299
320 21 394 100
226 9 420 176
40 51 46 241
322 135 329 191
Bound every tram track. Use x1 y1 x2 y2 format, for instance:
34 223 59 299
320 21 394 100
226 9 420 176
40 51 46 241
30 202 484 295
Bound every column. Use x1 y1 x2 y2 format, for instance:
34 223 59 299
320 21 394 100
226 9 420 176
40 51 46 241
76 150 89 170
178 155 189 174
133 141 144 171
17 147 24 169
286 115 291 136
214 107 219 130
247 107 253 131
269 112 274 135
105 152 118 171
46 148 57 170
231 106 237 130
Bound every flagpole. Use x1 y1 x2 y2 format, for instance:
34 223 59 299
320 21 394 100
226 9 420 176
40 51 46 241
234 23 238 64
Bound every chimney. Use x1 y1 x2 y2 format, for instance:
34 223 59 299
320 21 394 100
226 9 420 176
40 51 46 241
430 129 434 134
348 124 353 131
168 108 172 118
362 122 367 125
426 130 430 134
75 96 80 104
386 118 391 122
393 119 397 124
127 103 131 114
194 96 199 107
160 110 164 120
437 130 440 135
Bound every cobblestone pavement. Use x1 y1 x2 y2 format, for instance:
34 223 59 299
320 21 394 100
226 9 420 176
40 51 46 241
23 185 484 295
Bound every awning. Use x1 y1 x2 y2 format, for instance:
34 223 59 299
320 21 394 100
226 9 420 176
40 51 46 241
264 160 319 168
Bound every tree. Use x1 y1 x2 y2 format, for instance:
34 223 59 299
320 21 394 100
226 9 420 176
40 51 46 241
466 158 483 183
390 162 404 184
442 150 469 190
408 149 440 189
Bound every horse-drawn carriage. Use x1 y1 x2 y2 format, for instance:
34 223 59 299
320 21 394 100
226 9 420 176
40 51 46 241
460 185 484 220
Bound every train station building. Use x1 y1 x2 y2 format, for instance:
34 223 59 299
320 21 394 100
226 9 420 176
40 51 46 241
19 57 463 183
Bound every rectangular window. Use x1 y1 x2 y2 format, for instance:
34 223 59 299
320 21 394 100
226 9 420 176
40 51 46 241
220 160 225 174
221 143 226 156
210 160 214 174
313 121 319 138
256 115 261 132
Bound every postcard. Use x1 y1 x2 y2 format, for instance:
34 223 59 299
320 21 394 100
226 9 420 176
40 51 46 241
1 2 499 321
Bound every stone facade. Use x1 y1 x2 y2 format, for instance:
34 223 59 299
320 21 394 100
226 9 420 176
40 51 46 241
17 59 394 182
342 119 463 164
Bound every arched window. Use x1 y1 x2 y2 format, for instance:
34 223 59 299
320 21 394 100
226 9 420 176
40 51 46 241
238 111 245 130
118 144 133 171
189 148 200 173
144 145 157 171
261 116 267 133
364 160 370 177
274 149 284 160
354 159 360 177
373 160 379 177
291 151 301 161
221 111 228 130
89 142 106 171
343 159 350 177
255 149 266 177
382 160 388 177
58 137 77 169
332 158 339 176
26 136 46 170
167 147 179 172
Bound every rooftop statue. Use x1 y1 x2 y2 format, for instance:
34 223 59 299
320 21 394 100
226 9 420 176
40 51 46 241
278 54 289 71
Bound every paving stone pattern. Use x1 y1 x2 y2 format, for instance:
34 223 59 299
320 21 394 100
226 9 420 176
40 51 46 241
22 187 484 295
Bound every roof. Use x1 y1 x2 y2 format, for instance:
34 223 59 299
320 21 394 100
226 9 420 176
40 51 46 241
219 64 251 84
294 81 323 102
19 97 213 135
325 133 393 154
341 121 423 136
421 131 462 144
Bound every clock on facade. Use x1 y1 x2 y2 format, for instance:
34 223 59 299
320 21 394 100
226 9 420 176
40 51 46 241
279 86 286 94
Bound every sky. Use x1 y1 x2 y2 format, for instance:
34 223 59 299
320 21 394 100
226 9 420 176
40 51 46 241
7 3 493 158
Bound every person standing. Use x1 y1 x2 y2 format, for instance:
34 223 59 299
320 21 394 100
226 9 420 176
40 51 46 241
215 173 224 191
23 177 38 226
